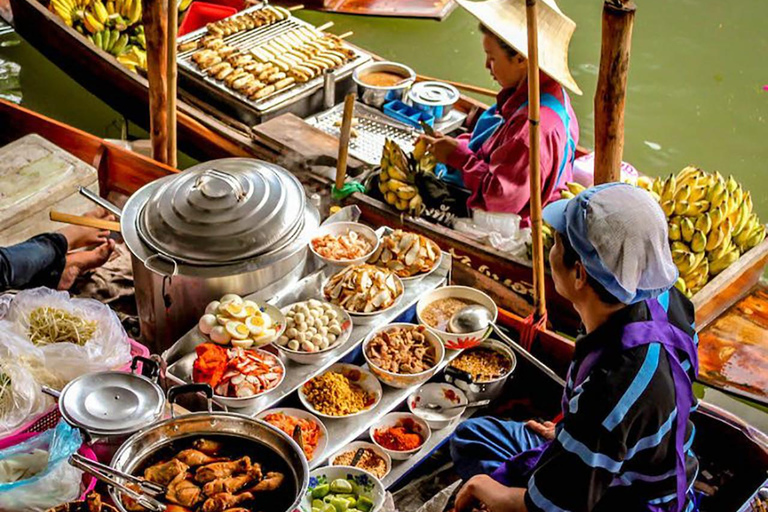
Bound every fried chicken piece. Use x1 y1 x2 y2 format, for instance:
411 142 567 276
176 449 225 467
166 473 204 508
86 492 103 512
203 465 261 496
195 456 251 484
202 492 254 512
193 438 224 455
144 459 189 486
246 471 284 492
121 484 147 512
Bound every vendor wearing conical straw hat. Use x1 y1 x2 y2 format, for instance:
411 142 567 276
421 0 581 226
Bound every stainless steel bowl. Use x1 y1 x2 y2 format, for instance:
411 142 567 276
353 61 416 109
408 81 460 121
444 339 516 402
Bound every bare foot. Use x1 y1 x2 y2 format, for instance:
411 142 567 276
57 239 116 290
59 208 117 250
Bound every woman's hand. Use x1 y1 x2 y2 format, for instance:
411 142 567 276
525 419 556 441
417 134 459 164
455 475 527 512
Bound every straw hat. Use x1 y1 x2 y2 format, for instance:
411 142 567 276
456 0 582 95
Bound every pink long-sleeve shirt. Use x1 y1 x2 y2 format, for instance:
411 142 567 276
446 75 579 225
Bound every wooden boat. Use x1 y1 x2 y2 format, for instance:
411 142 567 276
1 98 766 511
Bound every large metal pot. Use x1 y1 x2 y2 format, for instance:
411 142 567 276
108 385 309 512
120 158 320 351
444 339 516 402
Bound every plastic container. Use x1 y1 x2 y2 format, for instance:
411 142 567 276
179 2 237 36
383 100 435 129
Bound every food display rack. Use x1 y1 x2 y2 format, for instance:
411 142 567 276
162 227 474 488
176 4 372 125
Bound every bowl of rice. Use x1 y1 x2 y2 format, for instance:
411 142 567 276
299 363 383 419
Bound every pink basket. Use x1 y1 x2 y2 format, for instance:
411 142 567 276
0 429 99 500
0 338 150 440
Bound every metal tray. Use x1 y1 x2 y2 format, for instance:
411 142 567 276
176 4 371 124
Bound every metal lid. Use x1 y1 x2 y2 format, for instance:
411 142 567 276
408 81 460 106
58 372 165 436
138 159 306 265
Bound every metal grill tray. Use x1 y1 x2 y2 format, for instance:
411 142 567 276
305 102 419 166
177 4 371 117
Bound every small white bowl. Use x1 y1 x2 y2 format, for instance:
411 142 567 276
408 383 468 430
199 301 287 350
369 412 431 461
322 267 404 326
369 232 443 287
362 323 445 389
416 286 498 350
256 407 329 463
275 301 353 365
329 441 392 480
310 222 380 267
302 465 386 512
299 363 383 419
207 348 285 409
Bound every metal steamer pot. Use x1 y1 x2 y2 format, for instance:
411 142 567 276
120 158 320 351
108 385 309 512
444 339 517 402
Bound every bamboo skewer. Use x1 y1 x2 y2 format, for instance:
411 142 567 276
337 31 354 39
316 21 334 32
166 0 178 167
335 93 356 191
416 73 497 98
50 211 121 233
287 4 304 11
525 0 547 320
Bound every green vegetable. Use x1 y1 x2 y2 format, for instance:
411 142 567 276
357 497 374 512
321 505 336 512
312 508 321 512
313 500 325 510
312 484 331 499
330 478 354 494
330 498 349 512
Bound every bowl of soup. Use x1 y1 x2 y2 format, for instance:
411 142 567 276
353 61 416 108
416 286 498 349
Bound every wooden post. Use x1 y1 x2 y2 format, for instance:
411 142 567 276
166 0 178 167
526 0 546 320
594 0 636 185
335 93 356 190
142 0 169 164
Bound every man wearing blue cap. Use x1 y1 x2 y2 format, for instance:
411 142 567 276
451 183 699 512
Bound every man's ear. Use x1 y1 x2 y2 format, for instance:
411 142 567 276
574 261 588 290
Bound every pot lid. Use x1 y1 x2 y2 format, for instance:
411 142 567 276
138 159 306 265
58 372 165 436
408 81 460 106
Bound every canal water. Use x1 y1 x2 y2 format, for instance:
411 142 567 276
0 3 766 429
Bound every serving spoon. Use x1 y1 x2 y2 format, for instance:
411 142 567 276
420 399 491 412
448 305 566 388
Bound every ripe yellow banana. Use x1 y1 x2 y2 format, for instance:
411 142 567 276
668 223 681 242
636 176 655 191
671 241 690 253
380 168 389 182
682 200 709 217
83 12 104 33
384 191 397 205
745 225 766 250
128 0 141 25
561 190 576 200
674 277 688 295
709 248 739 275
386 165 409 183
412 138 427 161
674 200 689 217
694 213 712 235
396 186 418 201
661 175 676 203
674 184 691 203
705 224 725 252
690 230 707 253
395 198 409 211
725 175 738 194
681 217 695 243
92 0 108 23
566 182 586 195
387 179 410 193
408 194 424 214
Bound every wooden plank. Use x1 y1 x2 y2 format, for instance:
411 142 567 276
698 284 768 405
692 237 768 331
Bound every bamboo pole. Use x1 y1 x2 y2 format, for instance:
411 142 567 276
166 0 178 167
526 0 546 320
50 211 121 232
593 0 636 185
415 73 498 98
142 0 169 164
335 93 356 190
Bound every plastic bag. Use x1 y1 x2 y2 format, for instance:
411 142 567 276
0 359 49 435
0 287 131 382
0 421 84 512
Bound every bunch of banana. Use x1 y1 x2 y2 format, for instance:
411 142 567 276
377 138 434 215
560 165 765 298
49 0 91 27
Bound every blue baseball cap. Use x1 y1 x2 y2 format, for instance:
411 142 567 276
543 182 678 304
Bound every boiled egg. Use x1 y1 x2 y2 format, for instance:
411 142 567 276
220 294 243 305
205 301 221 315
216 315 230 326
243 300 260 317
245 313 272 336
225 321 250 340
223 301 248 319
231 338 255 349
198 314 217 335
209 325 231 345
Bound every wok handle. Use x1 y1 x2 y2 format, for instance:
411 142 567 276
167 383 213 418
131 356 160 381
490 323 566 388
144 253 179 278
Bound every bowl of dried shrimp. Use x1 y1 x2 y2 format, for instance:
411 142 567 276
257 407 329 462
368 230 442 285
275 300 353 365
310 222 380 267
323 264 404 325
299 363 382 419
362 323 444 389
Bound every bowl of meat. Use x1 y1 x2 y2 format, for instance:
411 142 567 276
322 265 404 325
362 323 444 389
310 222 380 268
416 286 498 350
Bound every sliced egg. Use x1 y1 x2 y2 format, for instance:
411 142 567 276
220 294 243 305
225 321 250 340
242 300 260 316
257 328 277 341
210 326 231 345
205 301 221 315
245 315 266 336
231 338 254 349
216 315 230 326
198 314 217 335
223 301 248 319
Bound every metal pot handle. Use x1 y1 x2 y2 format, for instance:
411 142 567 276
167 383 213 418
131 356 160 381
144 253 179 278
193 168 246 202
